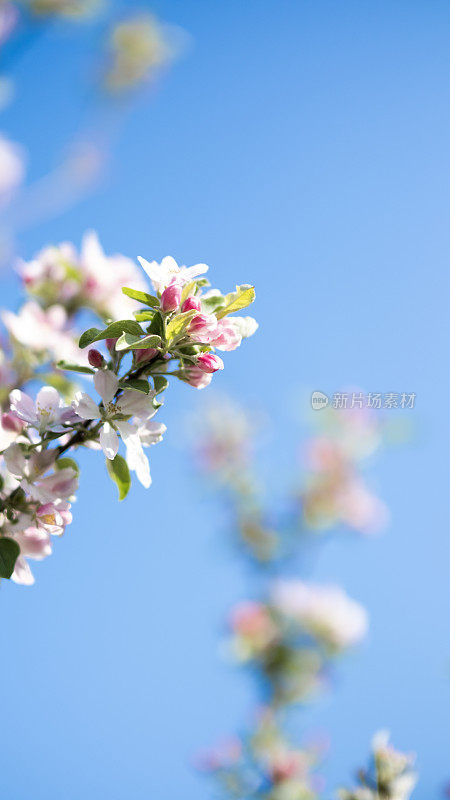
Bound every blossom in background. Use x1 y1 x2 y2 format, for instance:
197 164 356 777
199 711 323 800
0 133 25 198
25 0 99 18
19 231 147 320
339 732 417 800
271 580 368 651
104 13 177 93
302 407 388 535
2 300 87 364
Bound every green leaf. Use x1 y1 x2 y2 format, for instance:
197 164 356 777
122 287 160 308
55 457 79 475
201 292 226 313
0 538 20 579
106 455 131 501
153 375 168 395
57 361 95 375
215 285 256 319
166 310 197 342
120 379 149 394
115 333 162 352
79 320 144 349
147 311 165 338
134 310 155 322
180 281 197 304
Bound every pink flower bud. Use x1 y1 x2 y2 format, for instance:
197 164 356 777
183 366 213 389
160 283 182 313
210 319 242 351
88 349 104 368
188 313 218 341
196 352 224 374
105 338 117 353
2 412 25 433
134 348 158 364
182 295 201 313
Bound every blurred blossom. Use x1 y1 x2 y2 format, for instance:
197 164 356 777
0 134 25 199
199 711 323 800
228 583 367 706
302 406 388 535
18 230 146 319
339 731 417 800
24 0 100 18
2 300 87 364
271 581 368 651
104 13 178 94
0 2 18 45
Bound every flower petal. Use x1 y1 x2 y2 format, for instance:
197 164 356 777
35 386 61 417
116 420 151 488
99 422 119 460
94 370 119 404
9 389 36 424
72 392 99 420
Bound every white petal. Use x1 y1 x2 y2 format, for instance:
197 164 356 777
3 443 26 477
35 386 61 416
72 392 99 420
119 390 155 420
184 263 209 280
100 422 119 460
116 420 151 488
9 389 36 424
94 370 119 404
11 556 35 586
137 256 161 281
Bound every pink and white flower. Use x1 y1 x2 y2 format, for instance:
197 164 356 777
137 255 209 293
271 580 368 650
9 386 79 434
72 370 161 486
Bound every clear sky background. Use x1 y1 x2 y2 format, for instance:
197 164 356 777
1 1 449 798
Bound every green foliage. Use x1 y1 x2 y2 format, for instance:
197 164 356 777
115 333 162 351
57 361 95 375
106 454 131 501
120 379 150 394
166 310 197 342
153 375 168 395
0 538 20 579
122 287 160 307
79 320 144 349
55 457 79 475
215 285 255 319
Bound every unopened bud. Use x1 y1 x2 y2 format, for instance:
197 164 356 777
134 348 158 364
88 349 104 368
196 352 224 374
182 295 201 313
105 338 117 353
2 412 25 433
160 283 182 313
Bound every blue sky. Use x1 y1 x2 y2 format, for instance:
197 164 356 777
0 1 449 797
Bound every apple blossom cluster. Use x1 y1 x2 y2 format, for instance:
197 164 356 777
0 234 256 585
198 711 324 800
302 406 388 535
194 401 388 563
194 396 415 798
229 582 368 705
338 731 417 800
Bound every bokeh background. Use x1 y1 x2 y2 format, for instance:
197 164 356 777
1 1 449 797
